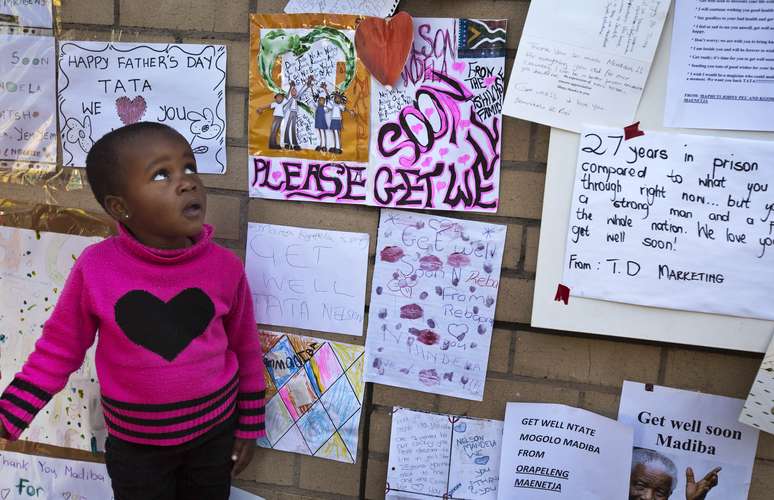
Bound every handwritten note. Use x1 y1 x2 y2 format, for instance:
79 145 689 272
386 407 503 499
0 34 56 166
0 226 105 451
57 41 227 173
665 0 774 132
620 381 759 500
497 403 633 499
563 125 774 322
0 0 51 28
364 209 506 401
0 451 113 499
284 0 400 17
503 0 670 132
245 222 369 335
367 18 507 212
741 335 774 435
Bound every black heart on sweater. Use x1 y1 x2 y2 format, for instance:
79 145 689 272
114 288 215 362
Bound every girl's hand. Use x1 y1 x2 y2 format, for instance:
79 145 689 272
231 438 256 478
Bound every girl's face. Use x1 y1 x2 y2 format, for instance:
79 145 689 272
318 97 325 105
112 132 206 249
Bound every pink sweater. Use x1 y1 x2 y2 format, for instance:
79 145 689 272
0 224 266 446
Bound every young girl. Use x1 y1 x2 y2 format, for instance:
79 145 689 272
0 122 266 500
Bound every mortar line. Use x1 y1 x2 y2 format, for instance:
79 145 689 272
358 382 375 499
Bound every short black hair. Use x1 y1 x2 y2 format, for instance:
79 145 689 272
85 122 185 209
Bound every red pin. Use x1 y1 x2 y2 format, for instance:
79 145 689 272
554 284 570 305
624 121 645 140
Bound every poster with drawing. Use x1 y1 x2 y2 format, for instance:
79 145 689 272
740 335 774 434
563 125 774 322
619 381 759 500
0 451 113 499
0 0 52 28
248 13 372 203
364 209 506 401
368 18 507 212
0 226 106 452
0 34 56 166
57 41 227 173
245 222 369 336
386 407 503 500
257 330 365 463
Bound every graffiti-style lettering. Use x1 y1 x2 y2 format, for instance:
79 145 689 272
374 71 500 210
251 157 367 202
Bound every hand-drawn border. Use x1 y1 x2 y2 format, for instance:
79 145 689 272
57 41 227 172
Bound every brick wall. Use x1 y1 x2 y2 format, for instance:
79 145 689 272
1 0 771 498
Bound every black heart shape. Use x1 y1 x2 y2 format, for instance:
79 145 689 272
114 288 215 362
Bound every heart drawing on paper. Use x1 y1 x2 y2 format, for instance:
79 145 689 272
115 96 147 125
355 12 414 88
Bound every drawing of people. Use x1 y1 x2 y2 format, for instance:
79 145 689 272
328 91 355 154
256 93 287 149
313 82 330 152
282 76 312 151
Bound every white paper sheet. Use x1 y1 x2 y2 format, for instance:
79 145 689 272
0 0 52 28
245 222 369 335
230 486 266 499
619 381 759 500
740 336 774 435
496 403 633 499
364 209 506 401
386 407 503 500
563 125 774 321
664 0 774 132
502 0 670 132
284 0 400 17
0 451 113 499
531 5 774 353
0 34 56 166
57 41 227 173
0 226 106 451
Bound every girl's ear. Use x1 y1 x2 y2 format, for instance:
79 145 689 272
104 195 130 222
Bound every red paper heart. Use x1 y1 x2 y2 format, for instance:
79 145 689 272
115 96 147 125
355 12 414 88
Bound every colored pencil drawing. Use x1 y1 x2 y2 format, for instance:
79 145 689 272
257 330 364 463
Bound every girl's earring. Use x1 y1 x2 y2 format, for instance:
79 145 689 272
123 214 130 220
